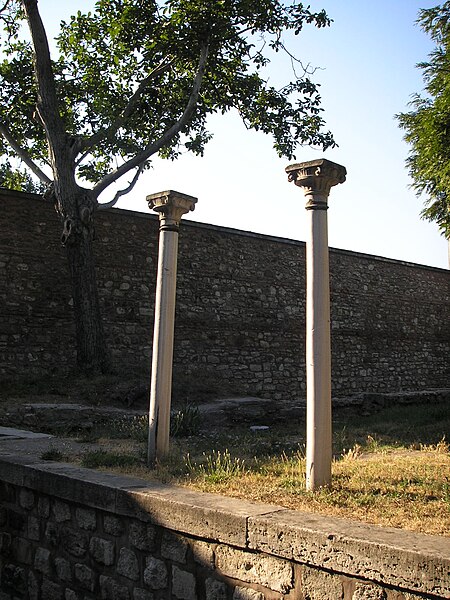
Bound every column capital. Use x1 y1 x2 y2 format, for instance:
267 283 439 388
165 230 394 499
286 159 346 210
147 190 197 230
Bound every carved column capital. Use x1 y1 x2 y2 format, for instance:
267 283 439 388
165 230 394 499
147 190 197 230
286 159 346 210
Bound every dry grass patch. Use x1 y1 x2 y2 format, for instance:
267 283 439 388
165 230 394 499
176 442 450 536
60 400 450 536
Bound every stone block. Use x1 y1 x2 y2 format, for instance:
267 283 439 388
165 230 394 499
34 547 51 575
38 496 50 518
22 462 127 512
215 545 292 594
28 571 39 600
0 481 16 504
117 547 139 581
129 520 156 552
0 459 27 489
0 532 11 553
27 515 40 541
89 536 115 566
7 509 25 533
1 564 27 595
191 540 214 569
100 575 131 600
133 589 154 600
103 514 123 536
143 557 168 590
352 583 387 599
302 566 343 599
41 577 63 600
11 536 32 564
19 487 35 510
205 578 227 600
55 557 72 583
45 521 59 547
60 526 88 557
74 563 95 592
232 587 265 600
172 566 196 600
161 531 188 563
75 507 97 530
64 590 79 600
53 499 71 522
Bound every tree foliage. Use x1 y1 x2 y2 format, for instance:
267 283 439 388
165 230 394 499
397 2 450 238
0 0 335 204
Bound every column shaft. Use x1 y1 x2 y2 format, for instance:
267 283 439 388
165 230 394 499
306 206 332 490
148 228 179 464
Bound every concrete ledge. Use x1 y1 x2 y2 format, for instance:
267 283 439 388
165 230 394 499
0 452 448 597
248 510 450 598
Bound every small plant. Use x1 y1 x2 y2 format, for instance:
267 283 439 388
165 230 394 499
186 449 247 483
108 415 148 442
171 402 201 438
40 447 64 461
341 444 362 461
420 437 449 454
81 450 141 469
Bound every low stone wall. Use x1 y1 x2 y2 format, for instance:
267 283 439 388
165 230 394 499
0 452 448 599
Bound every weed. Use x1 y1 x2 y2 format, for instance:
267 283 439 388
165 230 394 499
186 449 247 483
341 444 362 461
40 447 64 461
171 402 201 437
420 437 449 454
108 415 148 442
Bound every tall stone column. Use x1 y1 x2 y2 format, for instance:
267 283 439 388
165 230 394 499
286 159 346 490
147 190 197 465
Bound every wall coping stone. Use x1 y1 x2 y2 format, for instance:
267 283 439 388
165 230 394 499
0 451 448 597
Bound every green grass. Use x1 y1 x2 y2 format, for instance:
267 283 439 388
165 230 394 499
40 447 65 461
80 450 143 469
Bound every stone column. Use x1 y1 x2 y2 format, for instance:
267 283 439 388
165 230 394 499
147 190 197 465
285 159 346 490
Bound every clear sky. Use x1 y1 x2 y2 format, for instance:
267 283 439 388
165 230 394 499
38 1 449 269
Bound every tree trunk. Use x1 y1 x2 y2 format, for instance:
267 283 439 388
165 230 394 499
58 186 110 374
21 0 110 374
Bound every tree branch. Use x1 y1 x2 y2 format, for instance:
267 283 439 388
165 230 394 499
92 44 209 198
97 163 145 210
80 57 175 155
0 121 52 184
0 0 11 13
22 0 67 164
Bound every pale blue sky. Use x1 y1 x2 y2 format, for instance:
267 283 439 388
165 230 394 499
38 1 449 268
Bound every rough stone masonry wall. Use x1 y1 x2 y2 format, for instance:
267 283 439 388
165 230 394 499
0 453 449 599
1 189 449 401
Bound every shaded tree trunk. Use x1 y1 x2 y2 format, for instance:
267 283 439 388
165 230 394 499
58 186 110 374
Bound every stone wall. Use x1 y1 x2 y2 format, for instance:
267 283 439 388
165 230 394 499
1 188 449 401
0 452 449 599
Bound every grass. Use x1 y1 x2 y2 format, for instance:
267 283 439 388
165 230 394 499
64 400 450 537
40 447 65 462
80 449 143 469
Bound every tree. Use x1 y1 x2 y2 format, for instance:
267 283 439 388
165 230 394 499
397 2 450 239
0 0 336 374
